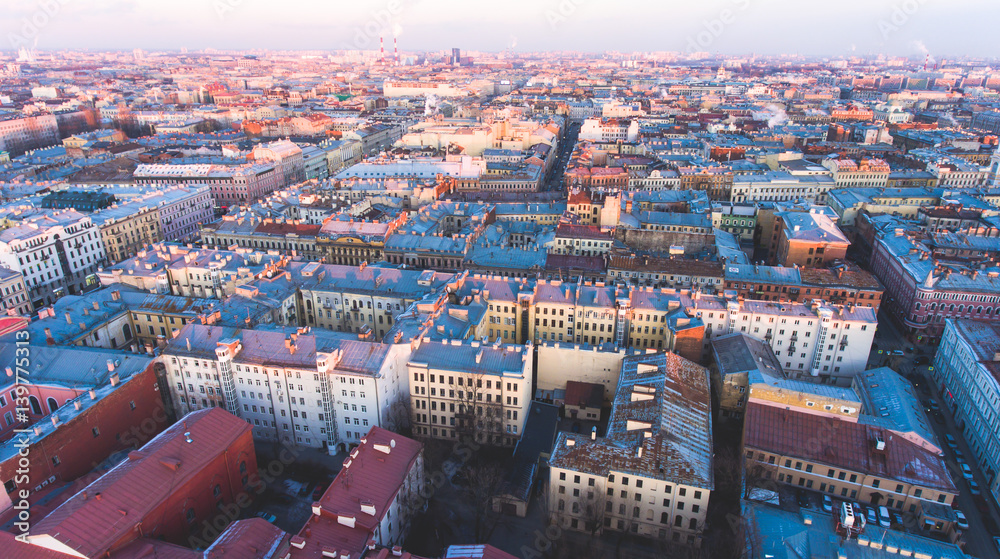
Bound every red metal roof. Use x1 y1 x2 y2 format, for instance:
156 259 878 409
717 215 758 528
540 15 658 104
567 190 592 205
744 403 956 492
544 254 606 273
564 381 604 408
554 223 610 240
30 408 253 558
254 222 322 236
290 427 423 558
0 531 78 559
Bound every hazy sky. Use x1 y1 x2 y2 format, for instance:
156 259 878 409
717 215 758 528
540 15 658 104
4 0 996 58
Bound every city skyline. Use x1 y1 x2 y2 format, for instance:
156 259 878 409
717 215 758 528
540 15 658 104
3 0 999 58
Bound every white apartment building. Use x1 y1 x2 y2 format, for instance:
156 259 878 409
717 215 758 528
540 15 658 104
407 339 533 447
821 157 890 188
164 324 412 454
579 118 639 143
689 296 877 386
548 352 713 548
134 163 281 207
730 172 837 204
151 185 215 242
928 159 987 188
0 210 106 309
0 113 59 156
932 319 1000 509
252 139 305 187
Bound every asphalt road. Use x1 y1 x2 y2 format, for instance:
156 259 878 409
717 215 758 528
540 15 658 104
543 122 580 192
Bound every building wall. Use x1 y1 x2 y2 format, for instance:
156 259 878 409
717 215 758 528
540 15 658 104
535 344 625 401
165 339 410 454
932 321 1000 508
408 342 532 447
123 424 258 551
99 208 163 265
743 447 956 518
547 464 709 547
697 303 876 385
0 271 30 316
0 364 169 511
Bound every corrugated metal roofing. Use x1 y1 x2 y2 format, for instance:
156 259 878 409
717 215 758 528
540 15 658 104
31 408 252 558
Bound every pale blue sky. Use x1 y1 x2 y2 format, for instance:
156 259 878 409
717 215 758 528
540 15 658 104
3 0 996 58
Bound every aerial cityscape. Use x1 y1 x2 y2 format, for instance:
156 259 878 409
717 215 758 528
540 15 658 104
1 2 1000 558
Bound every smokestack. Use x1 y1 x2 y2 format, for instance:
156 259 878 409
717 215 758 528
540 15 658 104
380 36 385 64
394 37 399 66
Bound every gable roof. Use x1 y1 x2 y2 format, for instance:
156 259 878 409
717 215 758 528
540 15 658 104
29 408 252 558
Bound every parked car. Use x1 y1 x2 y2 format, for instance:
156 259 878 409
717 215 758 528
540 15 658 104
960 463 974 480
890 511 905 529
914 356 929 365
970 480 982 496
945 434 958 449
878 506 892 528
312 483 328 501
255 511 277 523
796 489 811 508
890 350 905 356
955 510 969 530
823 495 833 512
865 507 878 526
924 399 939 412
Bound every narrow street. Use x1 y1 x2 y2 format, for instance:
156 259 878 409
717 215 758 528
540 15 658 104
870 309 1000 558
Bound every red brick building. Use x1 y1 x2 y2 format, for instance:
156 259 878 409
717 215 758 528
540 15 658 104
23 408 257 557
0 347 170 513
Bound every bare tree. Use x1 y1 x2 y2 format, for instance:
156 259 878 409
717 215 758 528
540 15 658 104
580 486 607 539
383 398 412 436
450 373 506 447
465 460 506 542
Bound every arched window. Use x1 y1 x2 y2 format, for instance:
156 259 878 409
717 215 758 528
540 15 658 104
47 398 58 414
29 396 42 415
